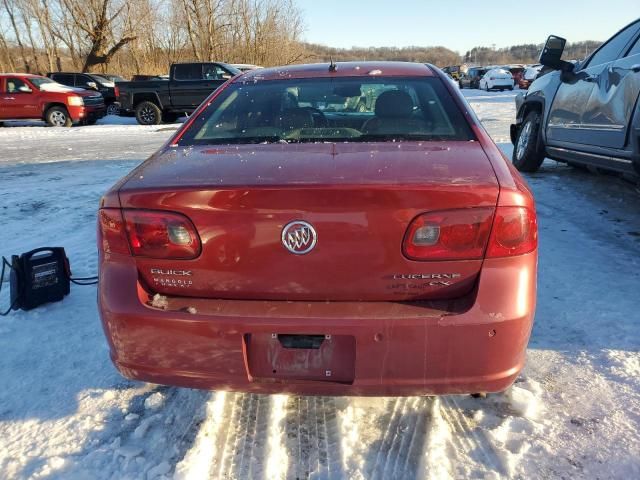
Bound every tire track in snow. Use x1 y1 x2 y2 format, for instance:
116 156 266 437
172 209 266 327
439 395 509 477
369 397 433 480
211 393 271 479
337 397 434 480
283 396 342 480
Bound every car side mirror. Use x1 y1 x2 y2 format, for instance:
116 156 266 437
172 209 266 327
18 86 32 93
221 73 232 80
540 35 567 69
86 81 98 90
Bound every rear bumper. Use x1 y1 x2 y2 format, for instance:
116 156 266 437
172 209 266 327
98 252 537 396
488 82 514 90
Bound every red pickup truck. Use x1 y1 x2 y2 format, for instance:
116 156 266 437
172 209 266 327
0 73 105 126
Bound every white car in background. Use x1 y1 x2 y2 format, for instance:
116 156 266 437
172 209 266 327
479 68 515 91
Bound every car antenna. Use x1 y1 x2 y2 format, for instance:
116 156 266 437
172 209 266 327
329 57 337 72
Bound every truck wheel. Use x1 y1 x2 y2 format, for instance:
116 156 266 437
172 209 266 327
135 101 162 125
513 111 545 173
106 103 120 116
45 106 72 127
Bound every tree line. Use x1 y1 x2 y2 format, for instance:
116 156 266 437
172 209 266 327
0 0 603 76
0 0 305 75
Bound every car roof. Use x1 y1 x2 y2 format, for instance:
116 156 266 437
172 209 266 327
236 62 434 82
0 73 43 78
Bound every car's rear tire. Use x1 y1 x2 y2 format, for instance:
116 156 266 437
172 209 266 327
45 106 72 127
513 111 546 173
135 101 162 125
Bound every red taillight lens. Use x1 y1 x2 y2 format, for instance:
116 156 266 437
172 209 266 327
98 208 130 254
404 208 494 261
123 210 201 259
114 85 120 98
486 206 537 258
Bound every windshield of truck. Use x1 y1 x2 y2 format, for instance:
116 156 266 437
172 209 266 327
29 77 56 89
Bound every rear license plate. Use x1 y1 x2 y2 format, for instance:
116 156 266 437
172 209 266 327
245 333 355 383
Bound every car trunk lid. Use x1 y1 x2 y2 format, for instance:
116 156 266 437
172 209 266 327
118 142 499 301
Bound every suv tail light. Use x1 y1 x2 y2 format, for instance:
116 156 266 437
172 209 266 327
98 209 201 259
403 206 537 261
403 208 494 261
114 85 120 98
486 206 537 258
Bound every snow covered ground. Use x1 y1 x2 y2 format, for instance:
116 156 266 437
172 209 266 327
1 90 639 479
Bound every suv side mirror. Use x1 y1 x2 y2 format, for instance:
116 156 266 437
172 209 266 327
540 35 567 69
18 86 32 93
86 81 98 90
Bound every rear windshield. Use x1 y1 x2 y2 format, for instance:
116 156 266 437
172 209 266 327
178 76 474 145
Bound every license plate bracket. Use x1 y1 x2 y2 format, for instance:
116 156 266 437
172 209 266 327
244 333 355 383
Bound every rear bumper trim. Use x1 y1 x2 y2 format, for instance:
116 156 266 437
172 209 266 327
98 251 537 396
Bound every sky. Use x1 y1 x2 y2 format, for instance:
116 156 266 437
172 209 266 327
297 1 640 53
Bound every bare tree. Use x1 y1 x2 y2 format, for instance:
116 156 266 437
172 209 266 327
2 0 31 71
58 0 137 71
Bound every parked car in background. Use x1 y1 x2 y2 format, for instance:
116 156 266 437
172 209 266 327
458 67 488 89
518 65 542 89
117 62 241 125
442 65 461 79
98 61 538 396
502 65 525 86
0 73 105 126
99 73 126 83
511 19 640 177
47 72 119 115
479 68 515 91
231 64 263 72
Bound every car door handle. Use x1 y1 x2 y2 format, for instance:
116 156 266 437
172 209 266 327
3 96 15 100
631 64 640 73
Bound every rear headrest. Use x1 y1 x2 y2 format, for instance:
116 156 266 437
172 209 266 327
279 108 313 130
374 90 414 118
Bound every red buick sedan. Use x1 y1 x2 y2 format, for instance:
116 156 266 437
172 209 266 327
98 62 537 396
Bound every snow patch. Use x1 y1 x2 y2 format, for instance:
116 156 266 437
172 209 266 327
423 397 453 480
144 392 166 410
507 384 540 420
150 293 168 310
265 394 289 479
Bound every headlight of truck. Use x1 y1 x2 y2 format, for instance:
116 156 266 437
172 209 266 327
68 96 84 106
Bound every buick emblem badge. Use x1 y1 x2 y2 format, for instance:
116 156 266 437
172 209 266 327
281 221 317 255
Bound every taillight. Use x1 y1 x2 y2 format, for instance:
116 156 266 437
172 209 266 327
122 210 201 259
486 206 537 258
403 208 494 261
114 85 120 98
99 208 130 255
98 208 131 255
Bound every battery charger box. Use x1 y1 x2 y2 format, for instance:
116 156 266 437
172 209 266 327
10 247 70 311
